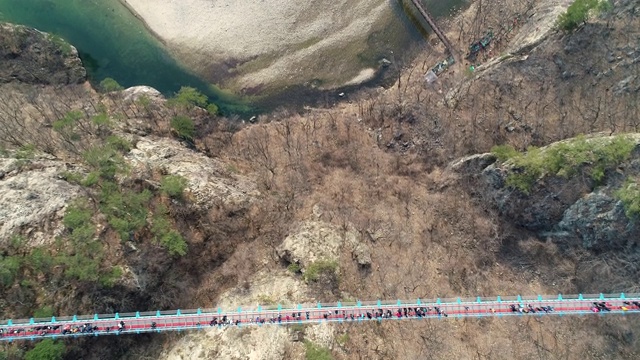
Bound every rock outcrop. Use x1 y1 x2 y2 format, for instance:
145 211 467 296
0 22 86 84
463 134 640 251
126 137 259 209
276 219 371 270
0 155 82 246
557 190 640 251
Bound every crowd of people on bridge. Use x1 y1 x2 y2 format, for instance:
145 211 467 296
2 300 640 339
206 306 452 327
0 321 127 338
509 304 555 314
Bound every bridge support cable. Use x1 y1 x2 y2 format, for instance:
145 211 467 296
0 293 637 342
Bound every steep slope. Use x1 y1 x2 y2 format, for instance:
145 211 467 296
1 0 640 358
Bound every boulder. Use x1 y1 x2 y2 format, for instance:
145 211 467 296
558 191 639 251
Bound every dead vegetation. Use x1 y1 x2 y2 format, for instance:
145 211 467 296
1 0 639 359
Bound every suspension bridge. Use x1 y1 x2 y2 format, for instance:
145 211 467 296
1 293 639 342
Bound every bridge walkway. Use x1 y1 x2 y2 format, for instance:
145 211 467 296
1 293 638 342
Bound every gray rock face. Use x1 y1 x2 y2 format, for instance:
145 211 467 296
126 137 259 209
558 191 639 251
473 135 640 251
0 23 86 85
276 220 370 269
0 157 82 246
449 153 497 174
481 163 591 231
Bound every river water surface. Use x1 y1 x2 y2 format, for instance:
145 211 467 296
0 0 466 114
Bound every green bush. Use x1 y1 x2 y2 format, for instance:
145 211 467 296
287 263 301 274
158 231 188 256
170 116 196 142
100 266 123 287
161 175 188 198
557 0 611 31
303 260 338 283
63 200 93 231
33 306 54 318
63 199 97 246
106 135 132 153
59 170 84 184
494 135 636 193
0 256 22 287
25 339 65 360
616 179 640 219
57 254 100 282
9 235 25 252
15 144 36 159
151 206 186 256
100 186 152 241
28 248 54 273
151 206 172 234
82 145 127 180
99 77 124 93
52 110 83 133
304 340 333 360
206 103 219 115
47 34 72 56
491 144 519 162
81 172 100 187
168 86 208 109
91 111 112 127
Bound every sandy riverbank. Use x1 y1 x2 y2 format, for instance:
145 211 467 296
119 0 400 93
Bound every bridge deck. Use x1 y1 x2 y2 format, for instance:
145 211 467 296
1 293 638 342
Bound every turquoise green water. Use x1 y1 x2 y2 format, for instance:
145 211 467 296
0 0 467 115
0 0 250 113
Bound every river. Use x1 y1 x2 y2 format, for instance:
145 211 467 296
0 0 466 115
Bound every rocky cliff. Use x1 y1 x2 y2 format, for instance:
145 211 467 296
454 134 640 253
0 22 86 84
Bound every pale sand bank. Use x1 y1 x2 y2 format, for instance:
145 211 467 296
120 0 395 92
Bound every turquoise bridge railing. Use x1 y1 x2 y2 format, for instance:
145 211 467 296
1 293 638 342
